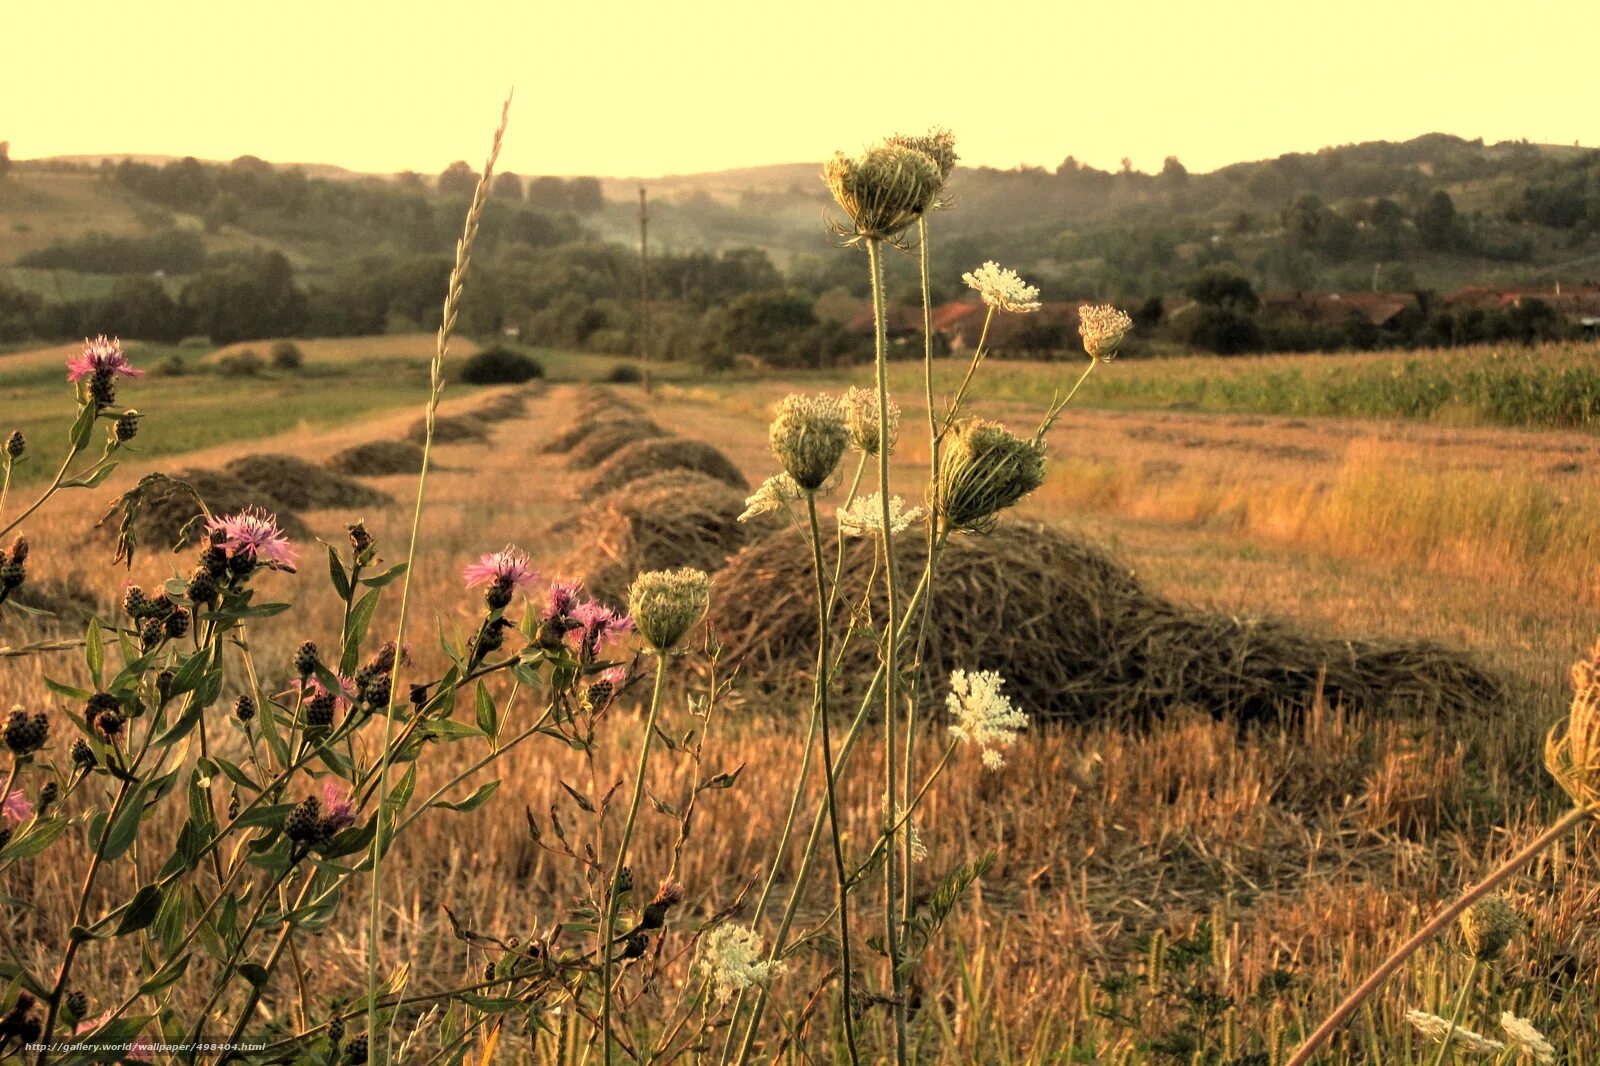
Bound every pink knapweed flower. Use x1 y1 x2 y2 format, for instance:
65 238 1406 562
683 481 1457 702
462 545 539 593
571 600 634 654
206 507 297 568
2 790 33 825
321 781 357 833
293 674 355 710
66 336 143 383
543 578 584 623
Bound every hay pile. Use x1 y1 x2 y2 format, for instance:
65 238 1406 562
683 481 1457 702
551 472 751 607
326 441 427 476
224 454 393 511
475 392 529 422
121 469 312 551
712 521 1507 723
407 413 490 445
586 438 748 497
566 419 669 468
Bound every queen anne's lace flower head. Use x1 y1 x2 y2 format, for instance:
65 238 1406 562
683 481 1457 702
838 493 924 538
629 568 711 652
824 143 942 243
769 393 848 491
1078 304 1134 360
962 262 1041 314
1499 1013 1556 1063
738 473 803 523
1405 1010 1506 1056
842 386 899 457
946 669 1028 769
697 923 785 1002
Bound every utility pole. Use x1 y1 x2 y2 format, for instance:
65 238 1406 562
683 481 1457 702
638 186 651 397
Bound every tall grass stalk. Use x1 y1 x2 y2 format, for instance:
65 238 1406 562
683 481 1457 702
366 92 511 1049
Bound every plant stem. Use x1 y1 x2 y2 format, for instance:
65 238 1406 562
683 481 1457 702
806 493 861 1064
1426 957 1480 1066
600 653 669 1065
1286 806 1589 1066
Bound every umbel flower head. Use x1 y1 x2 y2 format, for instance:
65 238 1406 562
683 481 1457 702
1078 304 1134 360
738 473 803 523
697 923 785 1003
206 507 297 570
824 143 942 244
769 393 848 492
1547 633 1600 811
1404 1010 1506 1055
1499 1012 1556 1064
934 418 1046 534
842 385 899 456
838 493 924 538
1459 894 1523 961
628 567 711 652
962 261 1042 314
884 127 958 186
947 669 1029 769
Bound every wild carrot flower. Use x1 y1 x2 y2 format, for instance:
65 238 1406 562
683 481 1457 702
842 385 900 456
1459 894 1522 960
463 545 539 609
1405 1010 1506 1055
697 923 785 1002
629 568 711 652
1078 304 1134 360
66 336 143 383
206 506 297 569
962 261 1041 314
738 473 803 523
1499 1012 1556 1064
769 394 848 492
947 669 1028 770
893 803 928 864
884 127 958 187
935 419 1046 534
838 493 924 538
2 790 33 825
824 143 942 244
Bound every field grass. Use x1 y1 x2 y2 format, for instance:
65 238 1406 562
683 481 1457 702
3 340 1599 1062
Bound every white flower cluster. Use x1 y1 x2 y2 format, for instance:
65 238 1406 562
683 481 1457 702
738 473 803 523
946 669 1028 770
698 923 785 1003
1078 303 1134 359
1500 1012 1556 1064
838 493 924 538
1405 1010 1506 1056
961 261 1041 314
842 385 900 456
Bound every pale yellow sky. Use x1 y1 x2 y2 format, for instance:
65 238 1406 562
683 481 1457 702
5 0 1598 178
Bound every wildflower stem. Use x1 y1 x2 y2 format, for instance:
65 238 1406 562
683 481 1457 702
0 437 83 541
939 306 995 437
1035 358 1101 442
805 492 862 1064
366 93 508 1053
869 233 911 1066
599 652 669 1065
1287 805 1589 1066
1426 957 1481 1066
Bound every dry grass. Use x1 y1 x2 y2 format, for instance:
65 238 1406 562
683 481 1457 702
584 437 749 497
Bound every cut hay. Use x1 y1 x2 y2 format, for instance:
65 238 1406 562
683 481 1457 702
406 413 490 445
712 520 1507 723
474 392 529 422
224 454 394 511
552 472 751 607
585 438 748 498
565 419 670 468
326 441 427 476
540 412 657 455
114 469 311 552
574 389 642 418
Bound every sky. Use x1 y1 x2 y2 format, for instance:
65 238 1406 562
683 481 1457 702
6 0 1599 179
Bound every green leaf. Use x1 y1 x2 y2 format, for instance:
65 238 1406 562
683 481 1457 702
326 543 352 601
212 758 261 793
474 681 498 740
61 461 119 489
0 817 68 860
66 402 96 450
430 779 501 813
136 952 191 996
42 676 91 701
359 562 408 588
102 787 147 861
340 589 380 675
166 650 211 697
84 617 104 686
114 884 164 936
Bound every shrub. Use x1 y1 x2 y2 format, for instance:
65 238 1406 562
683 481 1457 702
217 349 264 376
605 363 644 384
270 340 305 370
459 344 544 384
155 354 186 376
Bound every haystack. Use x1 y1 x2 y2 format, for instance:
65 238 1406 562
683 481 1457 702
712 521 1506 723
407 413 490 445
326 441 427 476
224 454 394 511
552 472 750 607
585 438 748 497
541 413 654 455
566 419 670 468
475 392 529 422
120 469 311 551
574 389 642 418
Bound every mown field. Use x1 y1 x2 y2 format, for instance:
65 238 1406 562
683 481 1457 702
2 336 1599 1062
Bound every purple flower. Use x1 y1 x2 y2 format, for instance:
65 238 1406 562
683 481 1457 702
66 335 143 383
571 600 634 654
293 674 354 710
543 578 584 623
462 546 539 594
206 507 297 568
321 781 356 833
2 789 33 825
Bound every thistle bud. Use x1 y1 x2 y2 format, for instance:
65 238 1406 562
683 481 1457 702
620 932 648 960
285 795 323 844
63 991 86 1022
347 521 372 556
121 584 148 618
824 143 943 242
71 738 96 770
186 567 216 605
1460 895 1523 961
113 410 140 443
164 606 191 639
344 1033 369 1065
934 418 1046 534
4 431 23 460
2 709 48 756
233 694 256 723
202 545 229 578
640 881 685 931
294 640 319 678
90 370 117 408
769 393 847 492
628 568 711 652
328 1016 345 1047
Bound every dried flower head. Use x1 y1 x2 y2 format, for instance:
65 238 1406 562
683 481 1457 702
769 393 848 492
824 143 942 243
738 473 804 523
205 507 296 569
962 261 1042 314
1459 894 1523 961
842 386 900 456
629 568 710 651
66 336 143 384
947 669 1028 770
1078 304 1134 360
1405 1010 1506 1055
1499 1012 1556 1064
1548 633 1600 811
838 493 924 538
885 127 958 185
934 418 1046 534
697 923 785 1002
462 545 539 609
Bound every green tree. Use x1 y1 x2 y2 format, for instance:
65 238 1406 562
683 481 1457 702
1416 190 1460 250
438 160 478 198
492 171 524 200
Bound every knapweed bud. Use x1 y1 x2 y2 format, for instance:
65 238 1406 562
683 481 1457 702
3 708 48 756
824 143 943 242
186 567 216 605
5 538 26 566
328 1016 345 1046
93 707 125 740
37 781 56 812
620 932 649 960
63 991 87 1021
294 640 319 678
155 669 174 703
842 386 900 457
1460 895 1523 961
285 795 323 844
769 393 848 491
347 521 372 556
628 568 711 652
343 1033 369 1065
233 694 256 723
148 591 173 616
935 418 1046 534
640 881 685 931
305 690 337 729
1078 304 1134 361
113 410 140 443
4 431 23 460
616 865 633 894
90 370 117 408
71 738 95 770
202 545 229 578
121 584 148 618
164 606 191 639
